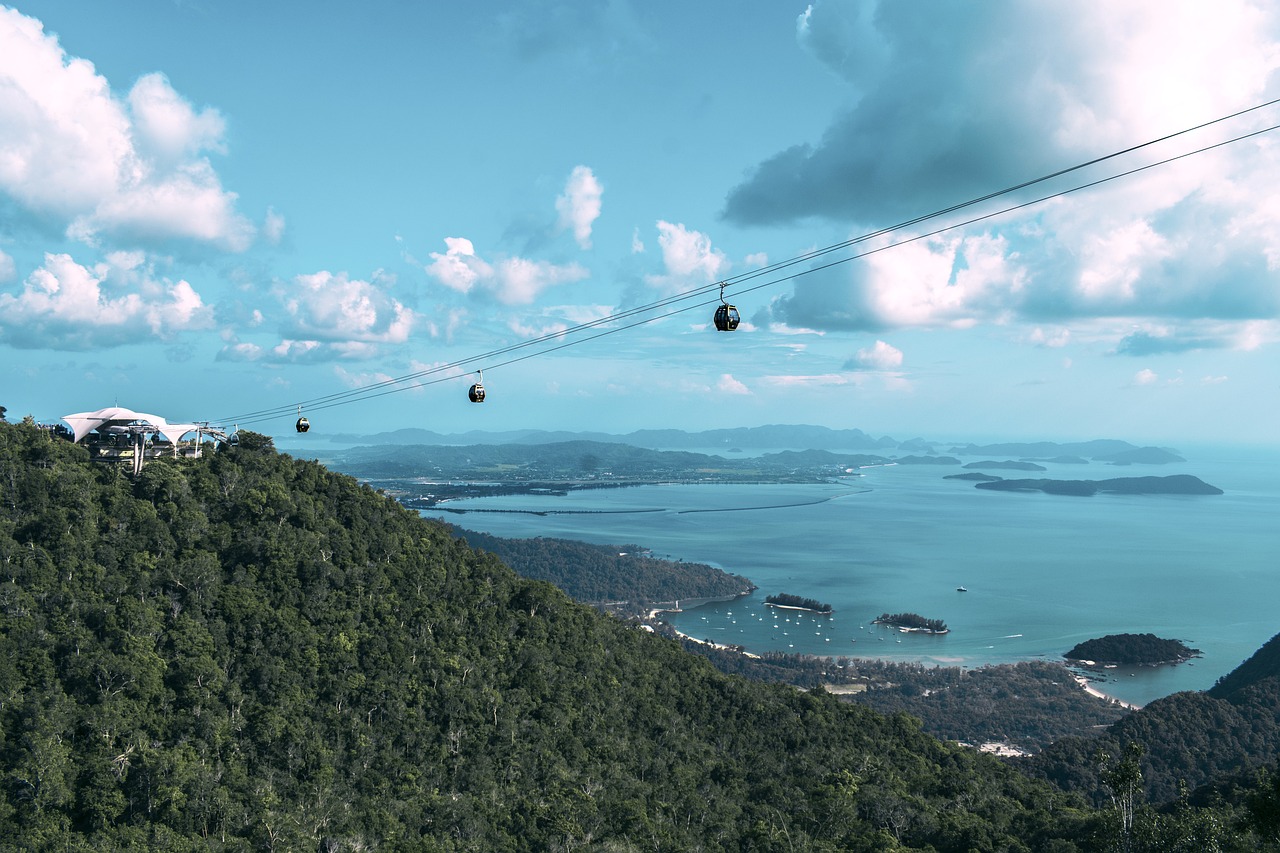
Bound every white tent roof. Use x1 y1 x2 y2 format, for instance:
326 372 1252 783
62 406 200 445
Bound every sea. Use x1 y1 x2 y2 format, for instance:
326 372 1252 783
399 444 1280 708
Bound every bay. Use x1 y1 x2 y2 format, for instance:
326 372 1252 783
416 445 1280 707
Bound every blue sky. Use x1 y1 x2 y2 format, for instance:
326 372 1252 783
2 1 1278 445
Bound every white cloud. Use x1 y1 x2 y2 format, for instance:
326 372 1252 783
733 1 1280 339
127 71 226 165
263 207 286 244
774 231 1025 331
849 339 903 370
0 9 253 249
0 251 212 349
216 338 379 364
426 237 492 295
762 373 859 388
424 306 467 341
716 373 750 395
0 249 14 282
644 221 728 295
1030 327 1071 348
556 165 603 249
494 256 589 305
508 303 614 340
1133 368 1159 385
282 270 413 343
424 237 588 304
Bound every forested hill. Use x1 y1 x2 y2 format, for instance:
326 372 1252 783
1210 631 1280 699
2 420 1104 850
1025 629 1280 805
6 419 1280 850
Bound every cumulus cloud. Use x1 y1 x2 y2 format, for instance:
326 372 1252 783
1133 368 1159 386
556 166 603 248
717 373 751 395
216 338 378 364
644 221 729 295
424 237 588 304
846 339 903 370
282 270 413 343
730 1 1280 226
729 1 1280 340
769 232 1024 331
0 249 14 282
0 8 253 249
0 251 212 349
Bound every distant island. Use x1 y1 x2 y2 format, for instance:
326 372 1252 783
893 455 960 466
944 472 1002 482
962 460 1048 471
1065 633 1201 666
764 593 833 614
973 474 1222 496
874 612 949 634
947 439 1183 463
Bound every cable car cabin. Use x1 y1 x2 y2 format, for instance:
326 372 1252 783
295 417 311 433
468 383 486 403
714 303 741 332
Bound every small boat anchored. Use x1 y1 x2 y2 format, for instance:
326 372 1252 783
956 586 968 592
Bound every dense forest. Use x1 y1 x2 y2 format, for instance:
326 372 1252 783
1065 634 1201 666
2 418 1278 850
1027 633 1280 806
765 593 833 613
874 612 949 633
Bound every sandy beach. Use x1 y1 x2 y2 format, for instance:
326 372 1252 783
1073 675 1143 710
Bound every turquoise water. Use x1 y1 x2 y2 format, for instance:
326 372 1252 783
416 446 1280 707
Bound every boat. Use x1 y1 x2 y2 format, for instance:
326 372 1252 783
956 586 968 592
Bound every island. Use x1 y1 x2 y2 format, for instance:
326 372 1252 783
1094 446 1185 465
873 612 949 634
764 593 833 614
1064 633 1201 666
962 460 1048 471
973 474 1222 496
944 472 1003 482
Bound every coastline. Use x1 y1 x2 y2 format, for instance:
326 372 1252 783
1072 674 1143 711
650 604 1145 711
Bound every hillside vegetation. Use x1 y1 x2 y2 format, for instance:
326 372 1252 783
0 419 1276 850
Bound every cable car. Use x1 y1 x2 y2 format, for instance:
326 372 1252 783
468 370 486 403
713 283 740 331
714 303 740 332
295 416 310 433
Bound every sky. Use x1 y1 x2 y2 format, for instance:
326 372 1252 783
1 0 1279 446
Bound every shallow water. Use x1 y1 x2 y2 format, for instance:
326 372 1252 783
416 446 1280 707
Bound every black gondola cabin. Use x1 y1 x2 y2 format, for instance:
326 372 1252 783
468 382 486 403
714 303 740 332
295 417 311 432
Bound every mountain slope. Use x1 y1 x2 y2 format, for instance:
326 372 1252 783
0 421 1106 850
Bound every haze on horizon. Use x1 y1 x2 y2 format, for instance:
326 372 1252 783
2 2 1279 447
